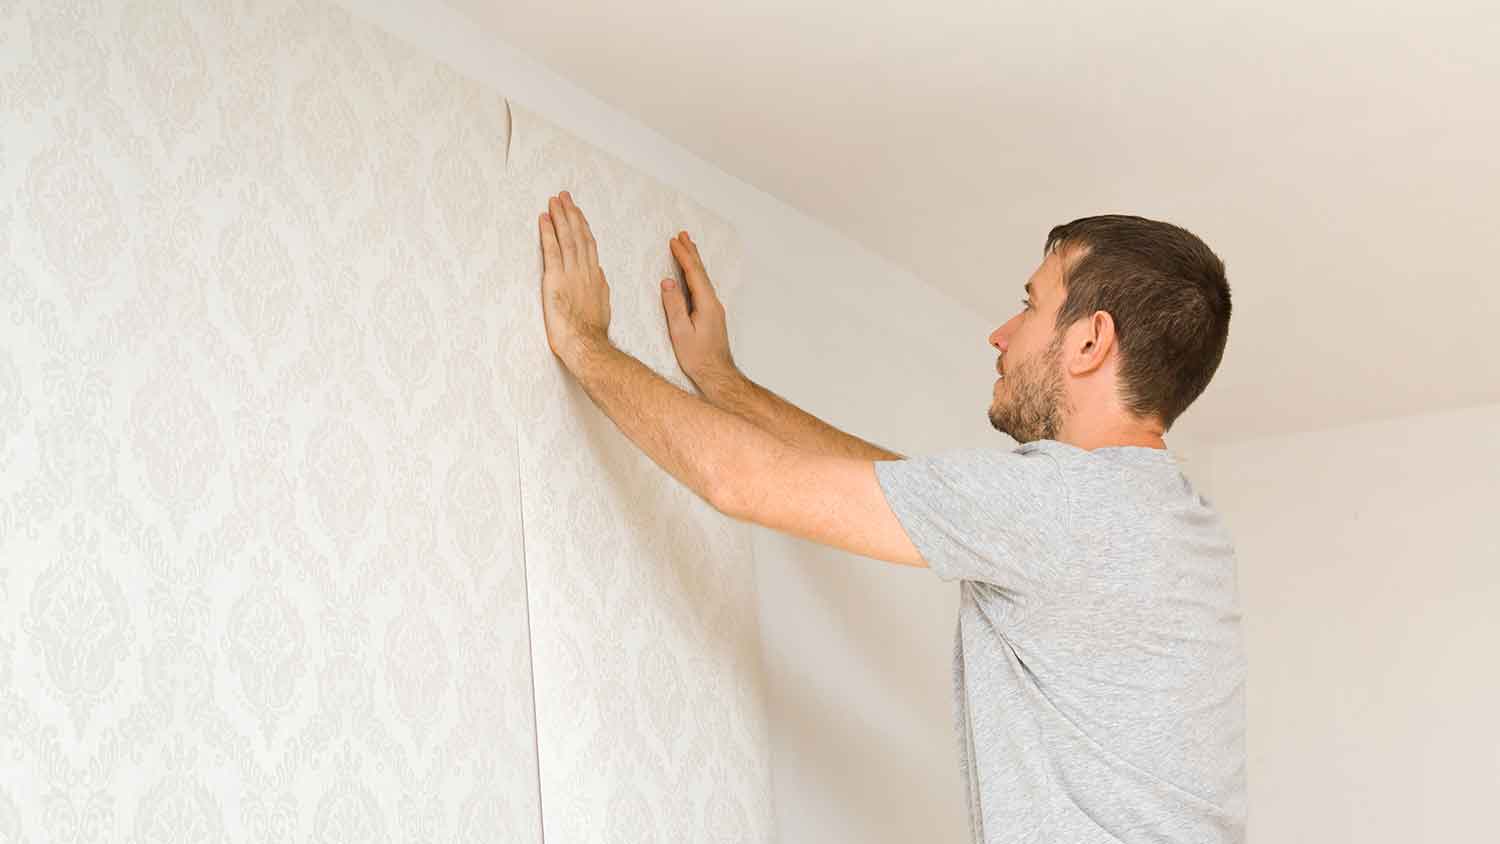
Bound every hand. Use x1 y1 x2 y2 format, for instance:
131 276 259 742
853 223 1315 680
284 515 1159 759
539 191 611 366
662 231 739 388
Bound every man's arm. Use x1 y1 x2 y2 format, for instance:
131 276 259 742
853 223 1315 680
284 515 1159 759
564 335 924 568
561 335 761 511
658 231 903 461
695 366 905 461
538 192 923 567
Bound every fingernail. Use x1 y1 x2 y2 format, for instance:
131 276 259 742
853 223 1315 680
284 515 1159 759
662 279 676 289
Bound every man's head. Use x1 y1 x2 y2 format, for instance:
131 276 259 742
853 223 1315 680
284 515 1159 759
987 214 1231 446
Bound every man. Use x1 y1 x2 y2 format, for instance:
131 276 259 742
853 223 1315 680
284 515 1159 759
537 191 1246 843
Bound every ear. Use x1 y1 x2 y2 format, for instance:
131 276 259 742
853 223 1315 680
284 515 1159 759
1068 310 1116 376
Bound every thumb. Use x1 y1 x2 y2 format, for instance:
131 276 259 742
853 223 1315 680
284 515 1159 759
661 278 692 334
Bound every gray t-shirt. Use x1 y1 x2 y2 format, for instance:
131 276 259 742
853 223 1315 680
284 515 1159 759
874 439 1246 843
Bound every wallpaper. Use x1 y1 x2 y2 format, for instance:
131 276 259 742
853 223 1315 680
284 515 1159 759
505 105 773 843
0 0 543 839
0 0 770 840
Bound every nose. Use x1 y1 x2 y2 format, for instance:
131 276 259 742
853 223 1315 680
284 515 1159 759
989 316 1017 352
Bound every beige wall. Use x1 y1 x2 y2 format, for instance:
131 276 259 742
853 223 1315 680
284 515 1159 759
731 250 995 843
1205 401 1499 841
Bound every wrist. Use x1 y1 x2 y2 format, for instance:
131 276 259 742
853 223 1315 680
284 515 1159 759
693 361 747 401
560 330 615 374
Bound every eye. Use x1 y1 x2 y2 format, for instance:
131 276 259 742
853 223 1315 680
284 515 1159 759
1019 297 1032 311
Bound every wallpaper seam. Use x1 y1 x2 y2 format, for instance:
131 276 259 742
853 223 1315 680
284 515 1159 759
504 99 514 167
506 102 772 840
512 420 547 843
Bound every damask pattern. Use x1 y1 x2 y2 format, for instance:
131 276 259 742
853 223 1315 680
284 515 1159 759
0 0 540 840
0 0 774 841
505 105 773 843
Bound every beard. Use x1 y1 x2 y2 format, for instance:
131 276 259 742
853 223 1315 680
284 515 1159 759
987 334 1069 444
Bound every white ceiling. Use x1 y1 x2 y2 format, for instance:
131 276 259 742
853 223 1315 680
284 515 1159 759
451 0 1499 443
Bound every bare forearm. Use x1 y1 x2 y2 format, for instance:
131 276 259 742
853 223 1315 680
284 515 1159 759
564 337 784 508
696 368 904 461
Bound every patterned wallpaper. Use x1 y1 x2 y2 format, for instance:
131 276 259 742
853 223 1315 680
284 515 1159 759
0 0 771 841
505 105 771 843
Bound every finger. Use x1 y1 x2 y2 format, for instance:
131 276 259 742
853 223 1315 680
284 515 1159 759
680 231 715 294
561 191 600 275
548 194 577 270
660 277 691 335
669 232 720 311
539 213 562 273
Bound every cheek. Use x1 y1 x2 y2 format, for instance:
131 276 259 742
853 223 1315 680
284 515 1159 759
1008 334 1031 364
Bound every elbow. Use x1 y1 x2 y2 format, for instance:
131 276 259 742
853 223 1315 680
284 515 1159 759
709 429 783 523
708 463 743 519
710 443 764 521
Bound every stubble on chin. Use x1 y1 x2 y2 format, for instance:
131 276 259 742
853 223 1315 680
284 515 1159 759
988 361 1065 444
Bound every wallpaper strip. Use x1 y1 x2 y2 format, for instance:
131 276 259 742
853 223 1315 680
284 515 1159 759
0 0 542 840
504 104 776 843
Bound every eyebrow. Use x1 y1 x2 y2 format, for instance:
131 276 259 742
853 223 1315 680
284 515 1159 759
1025 282 1034 298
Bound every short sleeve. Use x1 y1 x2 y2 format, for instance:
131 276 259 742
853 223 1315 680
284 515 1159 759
874 445 1071 593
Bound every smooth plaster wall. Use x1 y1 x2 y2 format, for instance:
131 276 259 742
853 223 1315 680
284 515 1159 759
1205 401 1499 842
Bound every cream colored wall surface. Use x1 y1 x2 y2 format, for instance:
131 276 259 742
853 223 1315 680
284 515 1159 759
0 0 542 840
1206 401 1500 842
504 105 774 842
732 269 990 844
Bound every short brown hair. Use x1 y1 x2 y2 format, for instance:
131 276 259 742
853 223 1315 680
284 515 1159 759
1043 214 1231 433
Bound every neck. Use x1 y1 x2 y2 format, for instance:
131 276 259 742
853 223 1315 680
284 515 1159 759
1056 415 1167 451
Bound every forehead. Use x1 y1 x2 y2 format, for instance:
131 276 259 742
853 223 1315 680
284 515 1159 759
1027 248 1069 299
